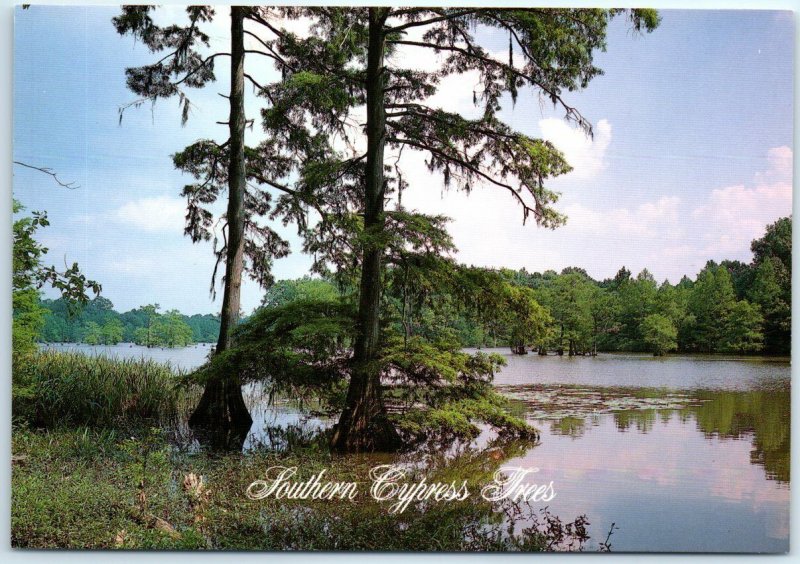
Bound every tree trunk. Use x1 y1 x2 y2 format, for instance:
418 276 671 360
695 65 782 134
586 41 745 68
331 8 401 453
189 6 252 438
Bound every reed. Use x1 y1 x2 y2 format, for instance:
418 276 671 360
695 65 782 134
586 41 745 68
20 351 195 427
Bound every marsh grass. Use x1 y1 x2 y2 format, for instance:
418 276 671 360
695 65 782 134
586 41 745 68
16 351 199 428
12 427 598 551
10 353 601 551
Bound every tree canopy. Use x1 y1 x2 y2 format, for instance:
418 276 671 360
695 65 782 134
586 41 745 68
12 199 101 360
245 7 660 451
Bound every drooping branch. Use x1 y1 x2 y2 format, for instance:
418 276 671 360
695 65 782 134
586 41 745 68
386 135 538 224
173 52 230 86
386 39 591 134
385 9 482 33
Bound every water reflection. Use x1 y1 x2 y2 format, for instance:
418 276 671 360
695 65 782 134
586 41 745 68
231 381 790 552
495 382 790 552
44 344 790 552
503 384 790 485
689 388 790 483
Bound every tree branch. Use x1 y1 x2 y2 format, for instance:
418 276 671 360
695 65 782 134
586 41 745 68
387 39 591 134
385 136 536 223
13 161 79 189
386 9 482 33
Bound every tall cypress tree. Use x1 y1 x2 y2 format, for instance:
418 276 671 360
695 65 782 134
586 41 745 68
114 6 310 437
261 8 659 451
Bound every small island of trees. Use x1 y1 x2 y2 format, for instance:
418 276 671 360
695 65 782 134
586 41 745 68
37 299 220 348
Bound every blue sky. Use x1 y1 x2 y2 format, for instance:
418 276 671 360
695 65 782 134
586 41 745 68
13 7 794 314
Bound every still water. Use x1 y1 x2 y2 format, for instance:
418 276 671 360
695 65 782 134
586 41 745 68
42 342 213 371
44 343 790 552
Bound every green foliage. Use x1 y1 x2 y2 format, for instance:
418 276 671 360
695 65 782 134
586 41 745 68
722 301 765 353
752 216 791 270
259 277 340 310
12 200 101 359
746 217 792 354
144 310 194 348
640 314 677 356
39 299 216 346
198 289 538 443
374 218 787 357
17 352 188 428
537 272 596 354
12 427 595 550
457 219 787 356
615 269 658 350
197 298 356 403
264 8 662 270
502 285 551 354
379 334 536 442
686 262 736 351
12 200 101 307
13 288 46 361
82 318 124 345
116 7 663 448
116 6 295 294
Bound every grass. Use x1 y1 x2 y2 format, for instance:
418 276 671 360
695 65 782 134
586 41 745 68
11 352 600 551
11 426 596 551
14 351 198 428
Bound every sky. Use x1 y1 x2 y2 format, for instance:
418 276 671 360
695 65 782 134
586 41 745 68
13 7 794 315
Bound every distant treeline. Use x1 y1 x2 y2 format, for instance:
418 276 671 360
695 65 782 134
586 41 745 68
258 217 791 357
38 298 221 347
457 217 791 356
37 217 791 356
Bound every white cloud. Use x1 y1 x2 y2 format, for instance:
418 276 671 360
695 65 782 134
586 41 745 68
538 118 612 179
691 145 792 256
761 145 793 181
423 70 485 119
113 195 186 234
392 143 792 284
563 195 681 238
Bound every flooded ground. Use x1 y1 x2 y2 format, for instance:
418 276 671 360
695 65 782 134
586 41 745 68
44 343 790 552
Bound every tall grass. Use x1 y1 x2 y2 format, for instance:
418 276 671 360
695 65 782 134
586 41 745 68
17 351 197 428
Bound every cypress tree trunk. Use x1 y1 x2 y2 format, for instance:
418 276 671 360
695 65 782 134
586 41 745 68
189 6 252 438
331 8 401 452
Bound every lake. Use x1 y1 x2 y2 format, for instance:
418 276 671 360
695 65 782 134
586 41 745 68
42 342 213 371
42 343 790 552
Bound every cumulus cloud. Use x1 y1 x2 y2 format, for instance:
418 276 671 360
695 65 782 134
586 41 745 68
423 70 485 119
113 195 186 234
558 145 793 277
691 145 792 256
563 195 681 238
392 142 791 284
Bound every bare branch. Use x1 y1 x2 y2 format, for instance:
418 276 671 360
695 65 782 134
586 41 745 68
13 161 80 189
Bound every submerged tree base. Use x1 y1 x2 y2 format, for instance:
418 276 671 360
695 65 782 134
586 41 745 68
188 377 252 449
329 378 403 453
330 412 403 453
